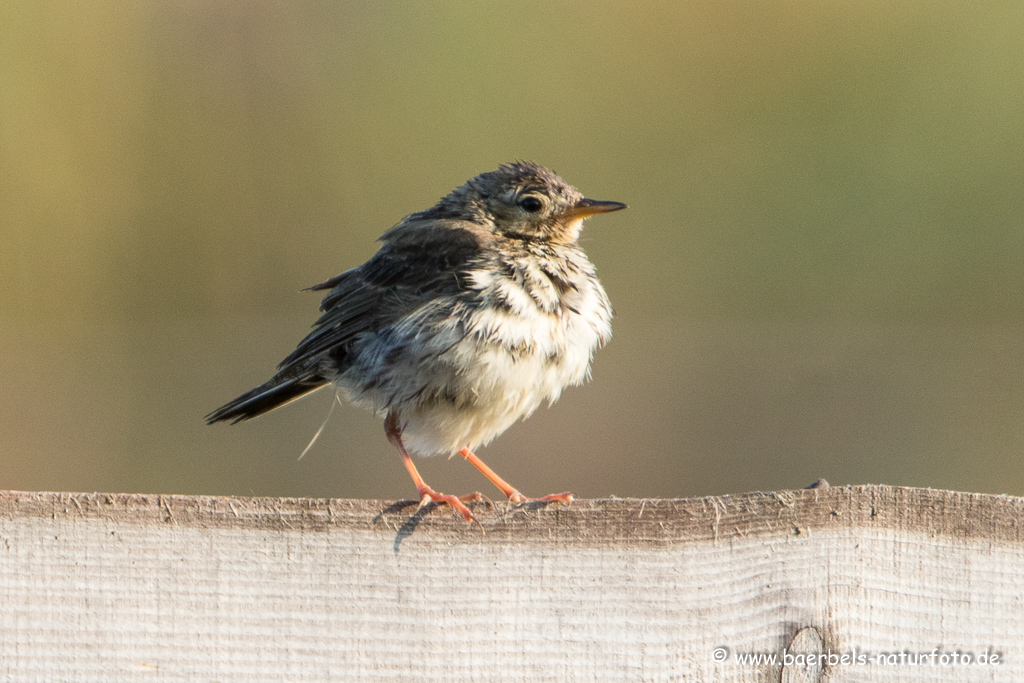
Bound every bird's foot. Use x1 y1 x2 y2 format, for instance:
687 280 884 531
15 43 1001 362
455 448 574 507
506 491 574 505
416 486 491 526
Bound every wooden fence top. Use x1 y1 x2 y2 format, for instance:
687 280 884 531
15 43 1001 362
2 483 1021 543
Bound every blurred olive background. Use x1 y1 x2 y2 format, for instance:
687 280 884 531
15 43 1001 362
3 1 1024 501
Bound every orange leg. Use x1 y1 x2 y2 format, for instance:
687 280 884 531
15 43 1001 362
458 448 574 504
385 412 488 525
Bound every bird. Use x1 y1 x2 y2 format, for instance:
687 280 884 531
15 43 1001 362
206 162 626 524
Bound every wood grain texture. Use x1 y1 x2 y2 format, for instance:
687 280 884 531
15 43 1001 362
0 485 1021 682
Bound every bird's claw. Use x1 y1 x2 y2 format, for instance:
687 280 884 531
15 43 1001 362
507 491 574 505
416 487 489 527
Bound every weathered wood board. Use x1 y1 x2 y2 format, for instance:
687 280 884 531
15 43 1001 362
0 485 1021 681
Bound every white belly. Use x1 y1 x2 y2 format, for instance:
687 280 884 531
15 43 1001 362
397 307 603 456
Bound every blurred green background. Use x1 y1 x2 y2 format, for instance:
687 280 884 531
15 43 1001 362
3 1 1023 501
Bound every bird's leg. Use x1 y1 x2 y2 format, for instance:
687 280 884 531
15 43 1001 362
457 448 574 504
384 412 488 525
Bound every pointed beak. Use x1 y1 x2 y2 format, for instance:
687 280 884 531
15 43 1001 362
563 197 628 220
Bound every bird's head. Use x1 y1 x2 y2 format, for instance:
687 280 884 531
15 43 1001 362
433 162 626 243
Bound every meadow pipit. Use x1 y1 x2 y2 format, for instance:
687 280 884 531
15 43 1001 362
207 162 626 524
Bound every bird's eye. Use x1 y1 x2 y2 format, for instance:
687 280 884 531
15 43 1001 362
519 196 544 213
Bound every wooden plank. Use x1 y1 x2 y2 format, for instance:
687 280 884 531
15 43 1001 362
0 485 1020 681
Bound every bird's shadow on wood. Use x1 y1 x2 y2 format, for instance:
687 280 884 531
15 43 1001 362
373 500 440 554
373 499 559 554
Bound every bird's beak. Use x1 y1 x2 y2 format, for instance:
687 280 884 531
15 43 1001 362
563 197 628 220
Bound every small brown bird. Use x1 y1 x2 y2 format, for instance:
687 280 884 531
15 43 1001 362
207 162 626 523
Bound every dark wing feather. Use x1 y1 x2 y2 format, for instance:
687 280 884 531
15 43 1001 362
276 221 491 375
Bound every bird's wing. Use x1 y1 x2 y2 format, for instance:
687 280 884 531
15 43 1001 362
277 221 491 374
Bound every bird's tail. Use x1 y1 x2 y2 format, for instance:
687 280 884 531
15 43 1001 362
206 372 329 425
